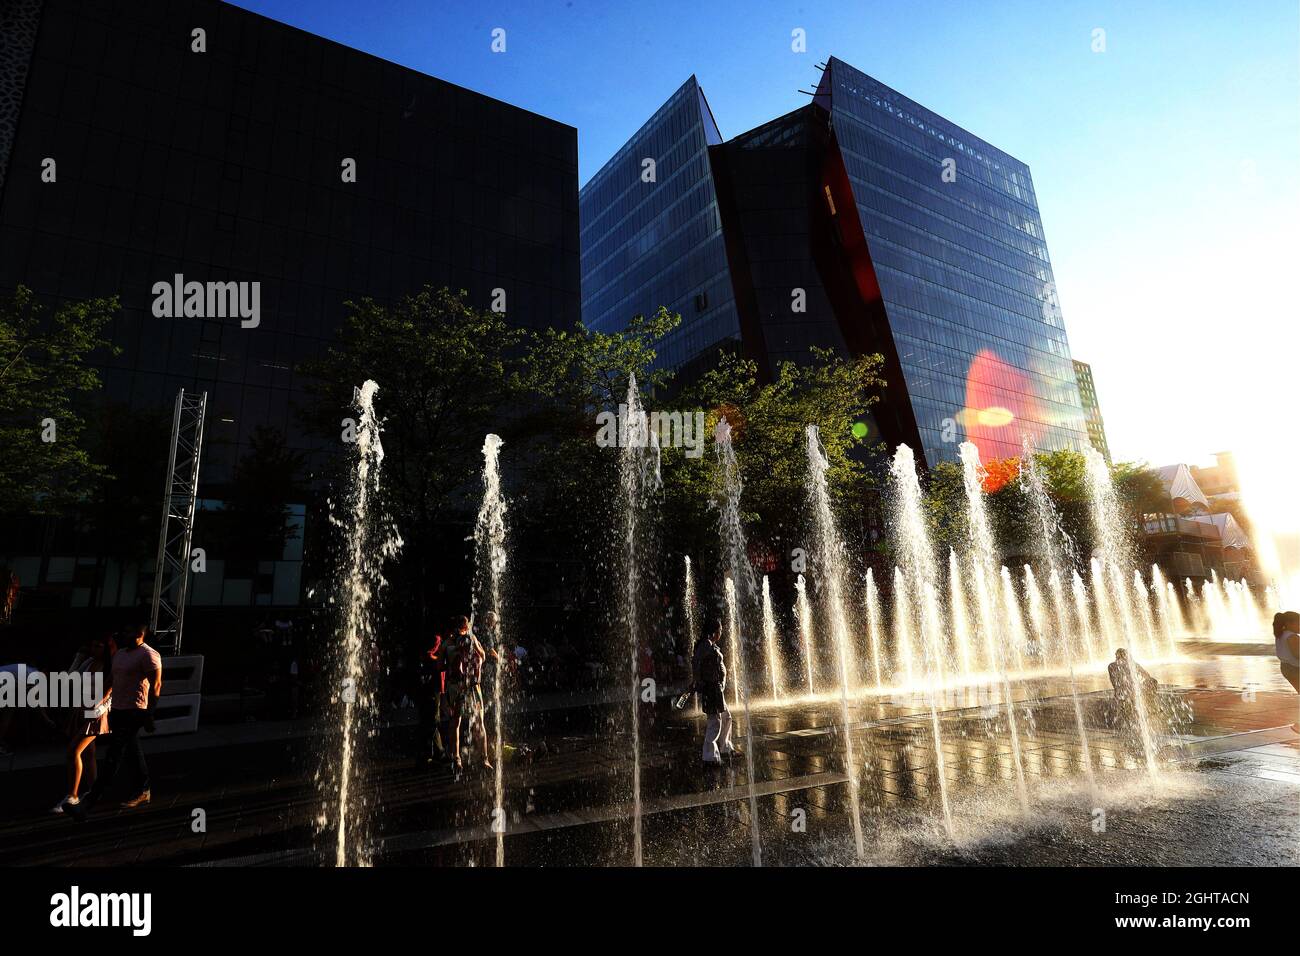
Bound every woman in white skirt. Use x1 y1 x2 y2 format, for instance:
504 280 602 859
52 635 113 814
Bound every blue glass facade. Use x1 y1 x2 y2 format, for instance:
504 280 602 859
580 59 1089 467
822 58 1087 466
579 77 739 374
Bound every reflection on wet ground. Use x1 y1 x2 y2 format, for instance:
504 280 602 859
1 650 1296 866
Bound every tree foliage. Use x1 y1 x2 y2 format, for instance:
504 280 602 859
299 287 526 626
0 286 119 514
664 347 887 567
924 448 1168 565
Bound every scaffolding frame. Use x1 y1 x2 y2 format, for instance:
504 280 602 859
149 388 207 655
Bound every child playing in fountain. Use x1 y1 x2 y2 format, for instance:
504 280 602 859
1108 647 1159 737
693 620 740 766
445 616 491 771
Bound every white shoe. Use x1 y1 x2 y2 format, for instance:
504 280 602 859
50 796 78 815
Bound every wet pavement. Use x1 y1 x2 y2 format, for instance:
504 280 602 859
2 649 1297 866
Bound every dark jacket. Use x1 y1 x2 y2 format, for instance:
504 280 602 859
692 639 726 691
693 639 728 716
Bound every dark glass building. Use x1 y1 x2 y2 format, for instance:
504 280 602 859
0 0 579 608
580 57 1089 467
580 76 737 378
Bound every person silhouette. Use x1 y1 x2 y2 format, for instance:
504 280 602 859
693 620 740 766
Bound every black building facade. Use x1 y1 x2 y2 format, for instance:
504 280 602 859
580 58 1089 468
0 0 579 609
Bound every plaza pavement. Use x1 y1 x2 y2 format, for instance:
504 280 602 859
1 648 1296 867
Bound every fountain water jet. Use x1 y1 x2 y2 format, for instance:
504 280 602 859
1132 569 1162 659
1150 565 1180 655
1083 448 1160 776
617 374 661 866
795 575 815 694
864 568 884 687
684 555 699 656
889 444 955 834
326 381 401 867
1019 445 1098 797
472 433 509 867
998 566 1029 673
761 575 783 700
806 425 865 857
957 442 1028 810
1023 565 1050 665
714 418 763 866
1071 569 1101 663
947 550 974 677
891 568 917 686
919 580 955 833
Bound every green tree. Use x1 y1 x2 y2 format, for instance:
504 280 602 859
516 307 679 513
0 286 119 514
665 347 887 567
513 308 681 622
924 460 968 556
1112 460 1169 517
1032 449 1092 559
299 287 526 626
923 449 1168 568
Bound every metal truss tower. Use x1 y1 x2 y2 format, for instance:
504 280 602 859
149 388 207 655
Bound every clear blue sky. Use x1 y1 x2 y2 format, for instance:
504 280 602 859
229 0 1299 472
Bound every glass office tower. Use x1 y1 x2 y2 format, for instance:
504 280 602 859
580 77 739 377
580 57 1089 467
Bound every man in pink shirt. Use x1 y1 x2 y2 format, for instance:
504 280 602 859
73 623 162 816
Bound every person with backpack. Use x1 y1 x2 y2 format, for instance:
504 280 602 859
445 616 490 771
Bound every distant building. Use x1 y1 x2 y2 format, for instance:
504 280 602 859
1072 360 1111 463
1191 452 1240 503
581 59 1091 468
1146 455 1254 581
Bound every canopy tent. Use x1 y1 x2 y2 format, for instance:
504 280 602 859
1155 463 1210 511
1187 512 1251 549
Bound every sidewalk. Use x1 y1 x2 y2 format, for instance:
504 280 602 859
0 681 675 774
1 653 1295 866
